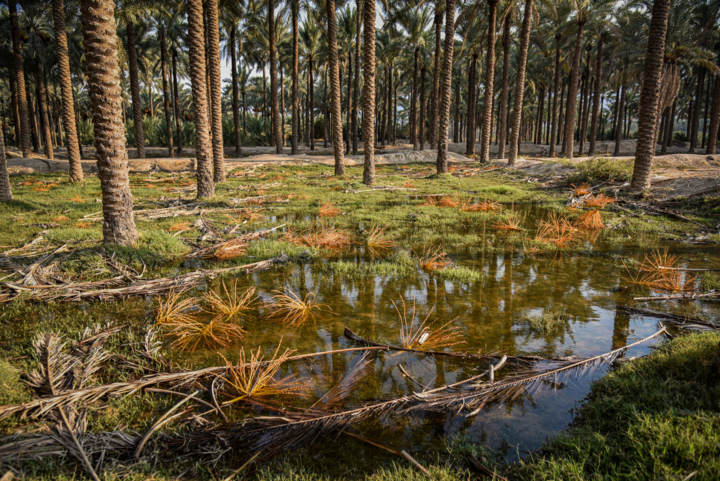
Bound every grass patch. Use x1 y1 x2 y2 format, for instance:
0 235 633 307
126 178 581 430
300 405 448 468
700 272 720 292
514 332 720 480
566 158 633 185
522 310 570 334
434 267 484 283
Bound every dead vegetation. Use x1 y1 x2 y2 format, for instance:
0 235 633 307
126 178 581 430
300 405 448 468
365 226 397 250
414 246 452 271
394 297 465 351
319 200 342 217
492 211 523 231
284 222 352 249
265 290 333 326
624 249 697 292
536 213 580 249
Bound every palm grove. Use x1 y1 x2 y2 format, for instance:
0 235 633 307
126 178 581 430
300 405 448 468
0 0 718 245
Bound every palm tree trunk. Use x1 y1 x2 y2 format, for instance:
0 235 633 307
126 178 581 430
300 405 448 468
689 67 705 153
430 1 442 150
630 0 671 190
419 67 426 150
702 75 711 148
411 47 419 150
386 64 393 147
9 1 31 157
507 0 534 166
480 0 498 161
707 71 720 154
229 26 242 156
497 10 511 159
269 0 282 154
281 66 286 146
352 0 362 155
549 34 561 157
28 85 39 153
51 0 83 180
80 0 138 245
291 0 300 155
309 60 315 150
466 54 477 155
126 21 145 159
453 82 459 143
34 56 54 160
204 0 225 181
588 34 603 154
0 122 11 201
613 81 626 156
345 52 352 154
172 49 184 154
159 29 174 158
362 0 376 185
563 19 586 160
662 97 675 154
436 0 457 173
187 0 215 198
323 68 329 148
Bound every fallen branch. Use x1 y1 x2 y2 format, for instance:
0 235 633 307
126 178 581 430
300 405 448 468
619 306 719 329
633 291 720 301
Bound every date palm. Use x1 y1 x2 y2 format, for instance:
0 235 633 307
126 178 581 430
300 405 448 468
0 124 11 201
480 0 499 162
429 0 443 150
497 5 512 159
631 0 672 190
51 0 84 181
205 0 225 181
291 0 300 154
363 0 376 184
507 0 534 166
80 0 138 245
326 0 345 174
8 1 31 157
269 0 283 154
436 0 456 173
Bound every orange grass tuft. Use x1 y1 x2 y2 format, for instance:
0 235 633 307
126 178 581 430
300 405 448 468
624 248 696 292
284 222 352 249
265 290 333 326
366 226 397 250
53 216 70 222
570 183 591 196
208 238 249 260
73 221 92 229
414 246 452 271
461 199 503 212
402 181 417 188
535 212 579 249
574 209 605 230
221 342 309 403
319 200 342 217
155 291 197 325
420 196 439 206
69 194 85 203
202 282 257 321
437 195 459 208
492 211 523 231
394 296 465 351
583 194 616 208
165 316 245 350
168 222 191 232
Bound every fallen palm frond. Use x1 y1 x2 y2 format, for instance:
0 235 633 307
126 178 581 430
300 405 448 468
574 209 605 230
265 290 333 326
311 352 374 409
624 249 696 292
319 201 341 217
536 212 580 249
284 223 352 249
155 291 197 325
1 255 289 303
461 199 503 212
402 181 416 188
53 215 71 223
186 224 286 259
570 183 591 196
394 297 465 351
193 218 221 241
403 326 667 415
618 306 719 330
222 343 309 403
226 207 266 223
492 211 523 231
414 246 452 271
366 226 397 250
583 194 616 208
202 283 257 322
69 194 85 203
168 222 192 232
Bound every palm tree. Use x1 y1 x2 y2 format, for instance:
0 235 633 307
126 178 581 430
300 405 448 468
429 0 443 150
480 0 499 162
327 0 345 174
119 8 146 159
507 0 534 166
187 0 215 198
8 1 31 157
352 0 362 155
51 0 84 181
158 24 174 157
707 60 720 154
588 32 603 154
497 7 511 159
291 0 300 154
549 32 562 158
269 0 283 154
205 0 225 181
0 124 11 201
630 0 672 190
436 0 457 174
363 0 376 185
80 0 138 245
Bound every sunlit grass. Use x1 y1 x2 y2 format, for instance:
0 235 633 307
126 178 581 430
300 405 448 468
366 226 397 250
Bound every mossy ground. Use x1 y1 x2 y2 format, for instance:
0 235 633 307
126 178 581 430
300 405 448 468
1 160 718 480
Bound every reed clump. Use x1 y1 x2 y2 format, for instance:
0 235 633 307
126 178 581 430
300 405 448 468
536 213 580 249
414 246 452 271
366 226 397 250
394 296 465 351
624 248 696 292
492 211 523 231
574 209 605 230
265 290 333 326
319 201 341 217
284 222 352 249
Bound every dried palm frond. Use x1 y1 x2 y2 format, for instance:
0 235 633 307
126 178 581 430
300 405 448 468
311 352 374 409
226 207 266 222
155 291 198 325
165 316 246 351
402 181 416 188
319 201 341 217
73 221 92 229
284 223 352 249
69 194 85 203
26 334 78 396
53 216 71 223
492 211 523 231
624 249 696 292
583 194 616 208
168 222 191 232
208 238 248 260
366 226 397 250
193 218 221 241
574 209 605 230
570 183 591 196
536 213 579 249
414 246 452 271
265 290 333 326
461 199 503 212
202 282 257 322
394 297 465 351
221 343 308 403
404 326 667 415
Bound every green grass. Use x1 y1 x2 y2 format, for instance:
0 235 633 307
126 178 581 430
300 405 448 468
522 310 570 334
566 158 634 185
513 332 720 481
434 266 485 283
700 273 720 292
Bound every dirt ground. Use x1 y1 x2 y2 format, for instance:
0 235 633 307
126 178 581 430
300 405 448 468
5 140 719 199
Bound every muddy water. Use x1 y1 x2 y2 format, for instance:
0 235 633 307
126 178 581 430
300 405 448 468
181 203 720 465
